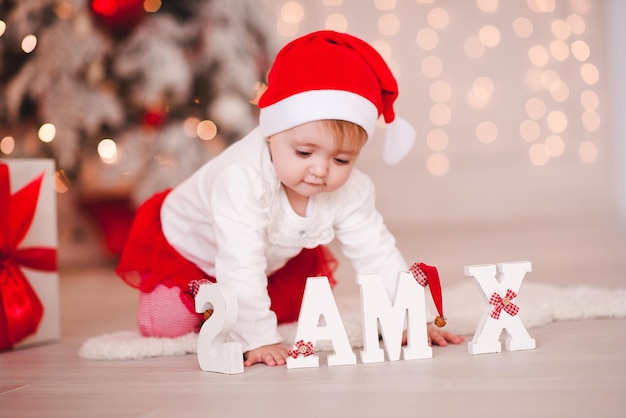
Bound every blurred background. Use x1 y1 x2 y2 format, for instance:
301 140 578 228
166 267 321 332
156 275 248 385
1 0 624 288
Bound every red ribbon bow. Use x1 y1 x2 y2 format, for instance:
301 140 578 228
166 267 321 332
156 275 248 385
288 340 315 359
1 163 57 350
188 279 212 298
489 289 520 319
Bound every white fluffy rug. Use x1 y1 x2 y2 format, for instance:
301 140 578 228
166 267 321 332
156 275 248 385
78 281 626 360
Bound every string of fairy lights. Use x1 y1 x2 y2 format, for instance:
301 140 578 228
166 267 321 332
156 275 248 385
275 0 603 176
0 0 605 181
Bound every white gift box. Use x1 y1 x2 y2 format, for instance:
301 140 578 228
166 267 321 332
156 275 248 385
0 158 60 349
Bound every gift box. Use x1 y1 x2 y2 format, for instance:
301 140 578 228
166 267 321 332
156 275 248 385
1 159 60 350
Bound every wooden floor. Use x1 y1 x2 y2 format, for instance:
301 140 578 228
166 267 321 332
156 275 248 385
2 211 626 418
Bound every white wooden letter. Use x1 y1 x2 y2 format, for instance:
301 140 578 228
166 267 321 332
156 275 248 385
357 272 432 363
286 277 356 369
465 261 536 355
195 283 244 374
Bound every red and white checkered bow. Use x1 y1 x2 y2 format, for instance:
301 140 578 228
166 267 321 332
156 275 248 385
409 263 428 286
188 279 213 297
288 340 315 359
489 289 520 319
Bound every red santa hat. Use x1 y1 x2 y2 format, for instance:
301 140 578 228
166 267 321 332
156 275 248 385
258 30 416 165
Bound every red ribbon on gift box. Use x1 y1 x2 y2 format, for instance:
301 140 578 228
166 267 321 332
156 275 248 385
0 163 57 350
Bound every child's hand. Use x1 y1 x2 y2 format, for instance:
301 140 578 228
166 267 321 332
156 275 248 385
426 323 465 346
401 325 465 347
244 343 290 367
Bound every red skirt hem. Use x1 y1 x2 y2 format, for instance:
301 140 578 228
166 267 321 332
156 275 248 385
116 190 338 324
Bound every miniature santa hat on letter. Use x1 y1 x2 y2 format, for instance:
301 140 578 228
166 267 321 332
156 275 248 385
258 30 416 165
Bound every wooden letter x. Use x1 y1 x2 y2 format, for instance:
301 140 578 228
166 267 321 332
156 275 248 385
465 261 536 355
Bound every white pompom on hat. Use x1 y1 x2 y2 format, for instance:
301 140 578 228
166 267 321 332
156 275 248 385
258 30 416 165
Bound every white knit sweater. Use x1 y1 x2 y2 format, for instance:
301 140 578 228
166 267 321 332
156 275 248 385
161 127 408 351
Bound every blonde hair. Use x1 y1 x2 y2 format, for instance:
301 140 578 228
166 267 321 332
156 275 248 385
321 120 368 154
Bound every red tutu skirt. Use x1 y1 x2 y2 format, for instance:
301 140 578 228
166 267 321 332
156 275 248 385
116 190 338 324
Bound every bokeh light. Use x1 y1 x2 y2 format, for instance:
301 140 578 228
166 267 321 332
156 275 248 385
567 14 586 34
582 110 601 132
429 80 452 103
55 1 75 19
421 56 443 78
416 28 439 51
464 36 485 58
277 1 304 36
468 76 494 108
478 25 501 48
527 0 556 13
520 119 541 142
545 135 565 157
571 40 590 61
197 120 218 140
513 17 533 38
476 0 499 13
427 153 450 176
429 103 452 126
525 97 546 119
546 110 568 133
0 136 15 154
540 70 561 92
528 45 549 67
580 63 600 85
476 121 498 144
97 139 118 164
426 129 449 151
38 123 56 143
579 141 598 163
326 13 348 32
374 0 395 10
281 1 304 23
378 14 400 35
551 19 571 40
472 76 494 99
529 143 550 166
21 34 37 53
549 39 570 61
580 90 599 111
427 8 449 29
550 81 570 103
144 0 162 13
183 117 200 138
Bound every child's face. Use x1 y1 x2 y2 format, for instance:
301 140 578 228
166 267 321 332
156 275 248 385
267 121 364 200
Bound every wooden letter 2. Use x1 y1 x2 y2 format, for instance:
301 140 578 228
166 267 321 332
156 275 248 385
195 283 244 374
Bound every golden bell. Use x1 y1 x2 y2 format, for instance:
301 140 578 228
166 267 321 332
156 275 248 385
434 315 447 328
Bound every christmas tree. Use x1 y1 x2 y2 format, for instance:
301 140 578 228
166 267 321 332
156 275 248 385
0 0 278 256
